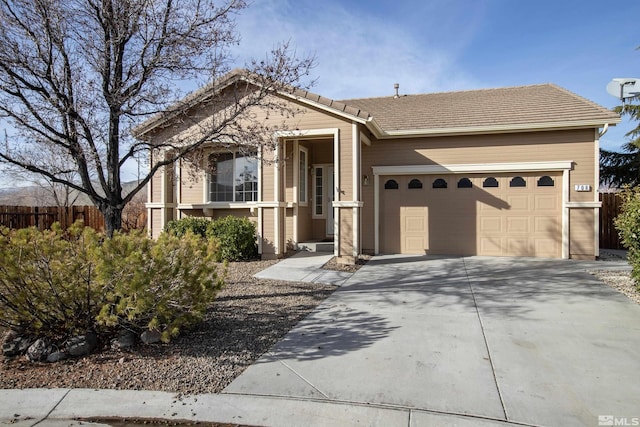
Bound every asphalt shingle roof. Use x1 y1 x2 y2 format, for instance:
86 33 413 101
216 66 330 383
338 84 619 132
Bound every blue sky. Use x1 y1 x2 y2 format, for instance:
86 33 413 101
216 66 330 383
233 0 640 152
2 0 639 187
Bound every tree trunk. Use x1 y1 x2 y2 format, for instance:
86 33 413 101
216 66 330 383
102 204 123 238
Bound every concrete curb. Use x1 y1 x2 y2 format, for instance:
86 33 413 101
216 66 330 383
1 388 533 427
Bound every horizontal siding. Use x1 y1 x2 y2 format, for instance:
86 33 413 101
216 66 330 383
262 208 276 255
570 208 595 258
151 172 162 203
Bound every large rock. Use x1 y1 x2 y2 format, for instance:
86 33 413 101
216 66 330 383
2 336 32 357
47 351 68 363
111 329 137 350
26 338 50 362
140 329 162 345
66 331 98 357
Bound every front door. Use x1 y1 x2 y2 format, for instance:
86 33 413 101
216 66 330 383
326 166 334 236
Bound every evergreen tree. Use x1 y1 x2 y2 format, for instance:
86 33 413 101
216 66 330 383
601 98 640 187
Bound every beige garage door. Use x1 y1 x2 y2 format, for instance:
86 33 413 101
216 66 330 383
380 172 562 257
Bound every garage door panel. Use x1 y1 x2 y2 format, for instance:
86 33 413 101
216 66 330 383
506 217 530 233
480 237 504 255
534 238 558 257
535 195 558 210
506 195 530 211
534 216 558 233
480 217 502 233
507 237 532 256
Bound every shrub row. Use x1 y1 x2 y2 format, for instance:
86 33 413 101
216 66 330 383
0 223 223 345
165 215 258 261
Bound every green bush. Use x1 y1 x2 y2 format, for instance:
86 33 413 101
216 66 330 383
165 217 211 238
206 216 258 262
0 223 224 345
615 186 640 289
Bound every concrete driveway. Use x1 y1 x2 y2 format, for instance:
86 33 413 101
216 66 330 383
224 255 640 426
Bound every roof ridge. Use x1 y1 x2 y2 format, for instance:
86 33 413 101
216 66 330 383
339 83 557 103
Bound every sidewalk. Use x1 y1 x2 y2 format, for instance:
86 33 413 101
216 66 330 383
253 251 353 286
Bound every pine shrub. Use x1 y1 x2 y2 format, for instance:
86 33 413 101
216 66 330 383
0 223 224 346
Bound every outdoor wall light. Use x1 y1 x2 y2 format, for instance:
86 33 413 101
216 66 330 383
363 175 369 186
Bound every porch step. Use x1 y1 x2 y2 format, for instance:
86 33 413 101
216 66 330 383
298 241 334 252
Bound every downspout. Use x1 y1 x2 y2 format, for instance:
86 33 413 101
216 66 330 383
598 123 609 138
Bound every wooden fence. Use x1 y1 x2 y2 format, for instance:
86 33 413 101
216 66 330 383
599 193 624 250
0 205 105 232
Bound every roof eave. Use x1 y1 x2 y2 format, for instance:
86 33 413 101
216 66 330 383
371 118 621 139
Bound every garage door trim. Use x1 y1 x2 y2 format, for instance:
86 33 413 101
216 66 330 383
372 161 573 258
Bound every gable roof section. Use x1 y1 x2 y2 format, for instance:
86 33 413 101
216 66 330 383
341 84 620 137
134 69 372 138
135 69 620 139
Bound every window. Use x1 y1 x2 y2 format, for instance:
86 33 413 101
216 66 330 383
432 178 447 189
510 176 526 188
299 147 308 203
384 179 399 189
483 177 498 188
408 179 423 189
537 176 554 187
209 151 258 202
314 166 324 217
457 178 472 188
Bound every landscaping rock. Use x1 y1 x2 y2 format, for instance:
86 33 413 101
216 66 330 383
66 332 98 357
47 351 68 363
2 336 32 357
26 338 50 362
140 329 162 345
111 330 137 350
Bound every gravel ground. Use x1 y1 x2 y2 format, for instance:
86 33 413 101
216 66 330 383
0 260 336 394
591 269 640 305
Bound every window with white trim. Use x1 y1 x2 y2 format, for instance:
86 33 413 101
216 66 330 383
299 147 308 204
208 151 258 202
313 166 324 217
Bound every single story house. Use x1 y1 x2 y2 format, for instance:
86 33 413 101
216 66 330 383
139 69 620 262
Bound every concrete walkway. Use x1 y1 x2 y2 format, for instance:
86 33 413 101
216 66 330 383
254 251 353 286
2 255 638 427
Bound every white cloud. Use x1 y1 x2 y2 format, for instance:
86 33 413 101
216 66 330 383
234 0 481 99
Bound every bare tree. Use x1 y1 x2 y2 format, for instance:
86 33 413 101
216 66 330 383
0 0 314 235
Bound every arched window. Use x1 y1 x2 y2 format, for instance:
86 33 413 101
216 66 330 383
432 178 447 189
457 178 472 188
483 177 499 188
510 176 526 188
384 179 399 190
537 176 555 187
408 179 423 189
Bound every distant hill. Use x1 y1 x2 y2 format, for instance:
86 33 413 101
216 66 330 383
0 181 146 206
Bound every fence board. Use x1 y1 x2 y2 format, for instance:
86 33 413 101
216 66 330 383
0 205 105 232
599 193 624 250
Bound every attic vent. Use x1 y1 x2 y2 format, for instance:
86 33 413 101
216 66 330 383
394 83 400 98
